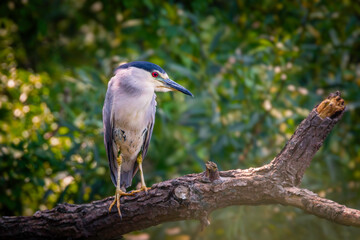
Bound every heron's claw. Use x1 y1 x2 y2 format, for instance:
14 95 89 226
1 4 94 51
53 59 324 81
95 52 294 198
129 186 151 195
109 188 134 218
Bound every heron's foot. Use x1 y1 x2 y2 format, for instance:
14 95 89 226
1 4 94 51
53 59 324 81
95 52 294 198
129 186 151 194
109 188 134 218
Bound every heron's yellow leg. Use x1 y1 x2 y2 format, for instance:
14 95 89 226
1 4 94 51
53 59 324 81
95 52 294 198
129 155 151 194
109 156 134 218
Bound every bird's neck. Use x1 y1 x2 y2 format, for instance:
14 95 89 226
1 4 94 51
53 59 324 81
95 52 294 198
112 90 155 130
130 90 154 109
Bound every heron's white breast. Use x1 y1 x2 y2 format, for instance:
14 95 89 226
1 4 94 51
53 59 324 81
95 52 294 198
111 89 154 165
112 90 154 130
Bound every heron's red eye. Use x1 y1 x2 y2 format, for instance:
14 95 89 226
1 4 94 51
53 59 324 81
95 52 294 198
152 72 159 78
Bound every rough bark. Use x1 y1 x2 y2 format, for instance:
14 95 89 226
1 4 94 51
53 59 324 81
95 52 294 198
1 91 358 240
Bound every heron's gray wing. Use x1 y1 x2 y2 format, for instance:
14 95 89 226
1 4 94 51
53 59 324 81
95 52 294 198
142 94 157 159
103 90 118 186
132 94 157 178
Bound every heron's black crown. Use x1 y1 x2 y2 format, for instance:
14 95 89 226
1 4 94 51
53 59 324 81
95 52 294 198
116 61 166 74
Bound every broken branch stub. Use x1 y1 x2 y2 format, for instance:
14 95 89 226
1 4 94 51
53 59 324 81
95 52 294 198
204 161 220 182
316 91 345 119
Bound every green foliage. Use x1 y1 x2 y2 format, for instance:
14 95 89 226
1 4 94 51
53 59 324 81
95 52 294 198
0 0 360 239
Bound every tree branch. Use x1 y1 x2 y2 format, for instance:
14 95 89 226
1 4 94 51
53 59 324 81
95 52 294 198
282 187 360 227
271 91 345 186
1 91 358 240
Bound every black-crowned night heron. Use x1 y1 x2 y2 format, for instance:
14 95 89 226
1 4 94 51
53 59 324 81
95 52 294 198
103 61 193 217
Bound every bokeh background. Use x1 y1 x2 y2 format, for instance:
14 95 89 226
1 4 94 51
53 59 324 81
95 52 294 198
1 0 360 239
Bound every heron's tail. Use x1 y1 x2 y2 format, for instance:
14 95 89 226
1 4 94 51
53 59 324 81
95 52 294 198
120 170 133 189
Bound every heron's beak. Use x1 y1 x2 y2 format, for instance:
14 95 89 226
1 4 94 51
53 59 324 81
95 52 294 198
164 78 193 97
